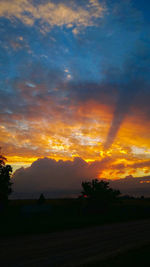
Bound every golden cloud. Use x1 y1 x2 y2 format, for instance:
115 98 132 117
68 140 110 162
1 79 150 179
0 0 105 33
1 99 150 179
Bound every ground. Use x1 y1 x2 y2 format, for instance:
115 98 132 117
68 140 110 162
1 219 150 266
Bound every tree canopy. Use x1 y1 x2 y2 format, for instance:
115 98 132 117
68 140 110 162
0 151 13 204
81 179 120 204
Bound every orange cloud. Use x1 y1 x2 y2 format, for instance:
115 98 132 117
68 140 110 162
1 86 150 179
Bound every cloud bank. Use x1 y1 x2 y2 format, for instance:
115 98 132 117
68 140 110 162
110 175 150 198
13 157 150 198
13 157 98 193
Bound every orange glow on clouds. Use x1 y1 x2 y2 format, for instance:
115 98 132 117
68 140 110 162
1 99 150 179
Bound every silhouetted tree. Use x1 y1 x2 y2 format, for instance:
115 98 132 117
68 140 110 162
37 193 46 205
0 151 13 205
81 179 120 212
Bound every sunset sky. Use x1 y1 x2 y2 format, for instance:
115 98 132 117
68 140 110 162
0 0 150 183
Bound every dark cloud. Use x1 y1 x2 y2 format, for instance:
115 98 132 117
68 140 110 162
110 175 150 197
12 156 115 196
13 157 98 194
13 156 150 198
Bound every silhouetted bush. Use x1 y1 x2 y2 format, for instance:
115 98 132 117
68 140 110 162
37 193 46 205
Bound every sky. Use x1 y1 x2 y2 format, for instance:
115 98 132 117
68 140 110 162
0 0 150 193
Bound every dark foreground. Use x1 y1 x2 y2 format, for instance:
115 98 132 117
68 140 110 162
1 219 150 267
2 198 150 236
83 243 150 266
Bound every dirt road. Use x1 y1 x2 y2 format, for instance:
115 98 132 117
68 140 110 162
1 219 150 267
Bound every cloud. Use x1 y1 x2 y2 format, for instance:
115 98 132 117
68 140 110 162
1 67 150 171
1 57 150 170
13 157 99 193
12 156 150 197
1 0 150 179
110 175 150 197
0 0 105 33
111 159 150 172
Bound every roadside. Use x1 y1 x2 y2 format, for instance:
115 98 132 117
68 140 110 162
1 219 150 266
79 243 150 267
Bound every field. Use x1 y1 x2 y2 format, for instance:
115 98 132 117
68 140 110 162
1 197 150 236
